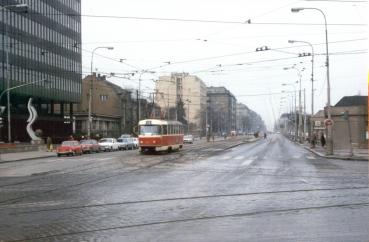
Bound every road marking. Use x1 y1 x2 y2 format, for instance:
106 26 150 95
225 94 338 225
306 156 316 160
242 159 254 166
98 157 114 161
221 156 231 160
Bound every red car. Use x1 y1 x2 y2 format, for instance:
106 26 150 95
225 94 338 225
80 139 100 153
57 141 82 157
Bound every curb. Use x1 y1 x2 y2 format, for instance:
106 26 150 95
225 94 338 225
0 153 56 164
303 146 368 161
224 137 261 150
285 137 368 161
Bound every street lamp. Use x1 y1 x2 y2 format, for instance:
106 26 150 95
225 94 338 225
185 99 191 134
88 46 114 138
0 79 50 141
1 4 28 143
282 82 298 141
284 66 305 143
288 40 315 116
291 7 332 154
138 70 155 121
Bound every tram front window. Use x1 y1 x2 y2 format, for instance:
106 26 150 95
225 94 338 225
140 125 162 135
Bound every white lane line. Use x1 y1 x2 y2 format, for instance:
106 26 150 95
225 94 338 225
98 157 114 161
306 156 316 160
220 156 231 160
234 156 245 160
242 159 254 166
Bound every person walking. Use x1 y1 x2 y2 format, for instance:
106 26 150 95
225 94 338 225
320 132 326 147
46 136 52 151
310 132 317 148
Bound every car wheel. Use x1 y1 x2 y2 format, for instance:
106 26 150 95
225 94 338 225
57 154 61 157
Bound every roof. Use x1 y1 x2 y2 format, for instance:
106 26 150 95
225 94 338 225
335 96 367 107
138 119 183 126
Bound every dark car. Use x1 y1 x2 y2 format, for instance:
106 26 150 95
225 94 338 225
80 139 100 153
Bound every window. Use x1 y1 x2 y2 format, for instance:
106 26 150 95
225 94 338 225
139 125 162 136
100 95 108 101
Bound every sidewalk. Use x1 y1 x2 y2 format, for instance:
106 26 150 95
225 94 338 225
302 143 368 161
0 150 56 163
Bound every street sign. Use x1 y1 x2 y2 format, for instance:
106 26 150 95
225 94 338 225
0 106 5 115
324 119 334 127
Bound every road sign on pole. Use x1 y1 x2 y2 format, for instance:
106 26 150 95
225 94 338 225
324 119 334 127
0 106 5 116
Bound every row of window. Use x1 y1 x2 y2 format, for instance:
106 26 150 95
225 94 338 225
0 63 81 98
22 0 81 33
1 12 80 53
1 36 80 71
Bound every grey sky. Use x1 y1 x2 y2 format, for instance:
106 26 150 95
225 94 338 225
81 0 368 129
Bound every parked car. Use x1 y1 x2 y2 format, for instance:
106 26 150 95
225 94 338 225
117 138 128 150
57 141 82 157
98 138 119 151
80 139 100 153
117 137 135 150
183 135 194 144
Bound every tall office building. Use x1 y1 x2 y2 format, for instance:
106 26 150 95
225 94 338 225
0 0 81 142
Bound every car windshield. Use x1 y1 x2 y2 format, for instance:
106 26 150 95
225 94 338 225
80 140 92 144
62 141 77 146
99 139 112 143
140 125 161 135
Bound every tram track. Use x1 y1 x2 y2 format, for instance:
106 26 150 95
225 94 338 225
0 139 248 205
4 202 369 242
7 186 368 215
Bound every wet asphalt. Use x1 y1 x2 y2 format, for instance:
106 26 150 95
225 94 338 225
0 134 368 241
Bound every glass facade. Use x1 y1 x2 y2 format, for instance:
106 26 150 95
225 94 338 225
0 0 81 102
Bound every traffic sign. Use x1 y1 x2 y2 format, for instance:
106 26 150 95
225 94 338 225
0 106 5 115
324 119 334 127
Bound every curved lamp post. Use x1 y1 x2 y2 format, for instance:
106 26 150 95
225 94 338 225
88 46 114 138
1 3 28 143
291 7 332 155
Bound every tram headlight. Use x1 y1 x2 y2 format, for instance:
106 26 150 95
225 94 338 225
153 140 156 144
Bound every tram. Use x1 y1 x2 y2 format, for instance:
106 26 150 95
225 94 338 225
138 119 184 153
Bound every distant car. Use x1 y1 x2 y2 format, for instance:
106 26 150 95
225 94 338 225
98 138 119 151
118 137 135 150
57 141 82 157
183 135 194 144
117 138 128 150
80 139 100 153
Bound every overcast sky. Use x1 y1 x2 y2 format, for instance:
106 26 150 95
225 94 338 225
81 0 368 130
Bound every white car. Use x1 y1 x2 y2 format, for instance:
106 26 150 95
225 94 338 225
183 135 194 144
98 138 119 151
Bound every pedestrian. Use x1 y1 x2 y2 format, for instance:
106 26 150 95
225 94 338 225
46 136 52 151
320 132 326 147
310 132 317 148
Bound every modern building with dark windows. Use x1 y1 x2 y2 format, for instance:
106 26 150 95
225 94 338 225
0 0 81 142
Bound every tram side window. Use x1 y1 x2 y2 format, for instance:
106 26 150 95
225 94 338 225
162 125 167 135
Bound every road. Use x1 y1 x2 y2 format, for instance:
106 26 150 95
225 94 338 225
0 134 368 241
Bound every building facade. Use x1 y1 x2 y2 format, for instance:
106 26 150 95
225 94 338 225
74 74 134 138
0 0 81 142
155 73 207 135
207 86 237 135
311 96 368 149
